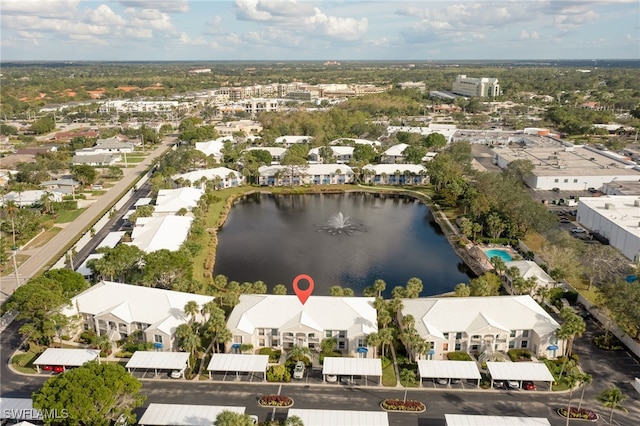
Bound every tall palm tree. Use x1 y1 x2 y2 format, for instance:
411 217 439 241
366 332 382 358
373 279 386 298
563 372 579 426
557 308 586 358
183 301 200 324
287 345 312 362
599 385 627 425
576 372 592 412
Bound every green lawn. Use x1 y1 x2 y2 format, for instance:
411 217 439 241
23 227 62 249
122 156 146 164
382 357 397 387
0 253 29 277
53 208 86 223
12 349 41 374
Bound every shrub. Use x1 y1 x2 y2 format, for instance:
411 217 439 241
79 330 98 345
381 399 425 412
266 365 291 382
594 334 624 351
258 347 282 363
258 395 293 407
507 349 532 362
557 407 598 421
447 351 473 361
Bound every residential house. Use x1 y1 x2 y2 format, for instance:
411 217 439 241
399 296 564 360
307 146 354 164
503 260 555 295
154 187 204 216
194 138 229 161
362 164 427 185
329 138 381 147
62 281 214 351
72 153 120 166
275 135 314 147
380 144 409 164
258 164 355 186
1 190 62 207
227 295 378 358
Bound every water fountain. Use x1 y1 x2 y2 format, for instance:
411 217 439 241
320 212 364 235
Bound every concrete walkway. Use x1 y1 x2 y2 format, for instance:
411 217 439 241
0 137 175 303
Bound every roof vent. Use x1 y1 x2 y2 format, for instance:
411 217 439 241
634 199 640 207
605 203 615 210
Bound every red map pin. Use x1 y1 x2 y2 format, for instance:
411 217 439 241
292 274 314 305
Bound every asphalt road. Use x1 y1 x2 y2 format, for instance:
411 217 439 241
0 137 175 302
2 315 639 426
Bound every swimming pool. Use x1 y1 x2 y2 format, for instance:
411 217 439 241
484 248 513 263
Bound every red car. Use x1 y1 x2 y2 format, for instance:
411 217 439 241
523 381 536 390
53 366 65 373
42 365 53 371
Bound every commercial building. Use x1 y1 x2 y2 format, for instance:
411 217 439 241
452 75 500 98
226 295 378 357
577 195 640 261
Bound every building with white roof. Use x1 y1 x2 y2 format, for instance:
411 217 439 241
387 124 457 143
492 138 640 191
71 153 120 166
194 138 227 160
0 190 62 207
399 296 563 360
577 195 640 261
258 163 354 186
288 409 388 426
33 348 100 373
154 187 204 216
381 143 409 163
227 295 378 357
503 260 555 295
275 135 314 147
362 164 428 185
451 75 501 98
329 138 381 147
138 404 245 426
172 167 245 189
128 215 193 253
246 146 287 164
308 146 354 164
62 281 214 351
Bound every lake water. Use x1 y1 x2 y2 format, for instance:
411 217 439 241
214 192 472 297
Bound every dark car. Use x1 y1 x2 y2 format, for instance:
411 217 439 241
523 381 536 390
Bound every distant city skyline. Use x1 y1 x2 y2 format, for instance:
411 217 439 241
1 0 639 61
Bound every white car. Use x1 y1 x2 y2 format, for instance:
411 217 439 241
293 361 305 379
170 370 182 379
571 227 586 233
507 380 520 389
325 374 338 383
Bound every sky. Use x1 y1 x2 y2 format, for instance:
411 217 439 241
1 0 639 61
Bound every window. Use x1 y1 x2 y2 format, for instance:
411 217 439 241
259 339 265 347
455 343 461 351
338 331 346 339
271 329 278 336
338 341 346 349
443 333 449 339
326 330 333 338
564 179 568 183
472 335 481 340
154 335 162 343
259 329 265 336
510 330 516 337
442 343 449 351
521 341 528 348
573 179 578 183
357 339 366 348
522 330 529 338
509 341 515 349
554 178 559 183
471 345 479 351
455 332 462 340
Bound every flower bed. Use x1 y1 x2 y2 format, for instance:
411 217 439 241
380 399 426 413
557 407 598 421
258 395 293 408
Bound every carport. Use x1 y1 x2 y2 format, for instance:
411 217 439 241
138 403 245 425
445 414 550 425
417 360 481 387
322 357 382 386
206 353 269 381
486 361 555 390
126 351 190 378
0 398 39 422
288 409 388 426
33 348 100 373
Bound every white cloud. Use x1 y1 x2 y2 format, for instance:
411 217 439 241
304 8 367 40
84 5 126 26
124 7 176 33
1 0 80 17
115 0 190 13
179 32 208 46
519 29 540 40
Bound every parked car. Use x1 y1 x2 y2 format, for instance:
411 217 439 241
507 380 520 389
571 227 586 233
436 378 449 385
451 378 461 384
42 365 53 371
170 370 182 379
325 374 337 383
560 218 571 223
523 381 536 390
293 361 305 380
53 366 64 373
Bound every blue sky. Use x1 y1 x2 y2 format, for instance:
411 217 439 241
1 0 638 61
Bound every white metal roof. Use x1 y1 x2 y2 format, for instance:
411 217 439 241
383 143 409 156
96 231 126 250
505 260 554 286
417 360 481 379
445 414 550 426
288 409 388 426
172 167 243 183
322 357 382 377
0 398 37 420
134 198 153 207
154 187 203 214
75 253 103 277
129 215 193 253
125 351 190 370
207 354 269 373
33 348 100 367
138 403 245 426
486 362 554 382
363 164 427 175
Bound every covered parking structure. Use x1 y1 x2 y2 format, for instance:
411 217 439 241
288 409 388 426
1 398 39 422
138 403 245 425
445 414 550 425
33 348 100 373
126 351 190 378
486 361 555 390
207 353 269 381
417 360 481 387
322 357 382 386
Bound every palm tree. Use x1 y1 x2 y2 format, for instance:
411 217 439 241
373 279 386 298
576 372 592 412
287 345 312 362
599 385 627 425
563 372 579 426
183 301 200 324
557 308 586 358
366 332 382 358
2 200 18 249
